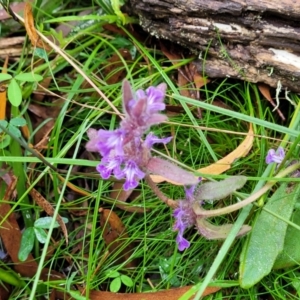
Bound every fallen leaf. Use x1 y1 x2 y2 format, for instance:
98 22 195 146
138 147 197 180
103 49 132 84
29 187 68 244
24 2 51 50
258 83 285 120
88 285 220 300
100 208 135 268
150 124 253 183
0 56 8 120
0 177 38 277
110 182 145 213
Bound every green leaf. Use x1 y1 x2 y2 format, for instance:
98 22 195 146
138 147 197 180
18 227 35 261
0 120 8 132
110 277 121 292
0 135 11 149
105 270 120 278
34 216 68 229
0 73 12 81
34 48 49 60
34 227 48 243
10 117 26 127
194 176 247 203
239 182 299 288
7 123 21 138
7 79 22 106
273 206 300 269
14 72 43 82
120 275 133 287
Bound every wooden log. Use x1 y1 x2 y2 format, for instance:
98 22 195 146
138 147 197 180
127 0 300 92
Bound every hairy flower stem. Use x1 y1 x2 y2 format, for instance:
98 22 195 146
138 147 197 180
144 175 178 208
194 162 300 217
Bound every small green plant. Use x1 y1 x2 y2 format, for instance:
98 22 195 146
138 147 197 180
18 216 68 261
0 72 43 106
105 270 134 292
0 117 26 149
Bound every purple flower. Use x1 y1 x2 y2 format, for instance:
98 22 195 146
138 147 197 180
173 200 196 251
144 133 172 149
96 156 124 179
266 147 285 164
96 129 125 157
86 80 169 191
121 160 146 191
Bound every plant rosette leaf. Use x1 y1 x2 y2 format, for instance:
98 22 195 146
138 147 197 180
18 227 35 261
194 176 247 203
273 205 300 269
34 227 48 244
34 216 68 229
239 182 299 288
110 277 121 292
14 72 43 82
7 78 22 106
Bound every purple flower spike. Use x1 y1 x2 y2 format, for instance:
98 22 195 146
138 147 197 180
173 201 197 251
144 133 172 148
176 234 190 251
86 79 169 191
266 147 285 164
122 160 146 191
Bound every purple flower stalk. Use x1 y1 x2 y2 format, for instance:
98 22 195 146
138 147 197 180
173 185 198 251
86 80 171 190
266 147 285 165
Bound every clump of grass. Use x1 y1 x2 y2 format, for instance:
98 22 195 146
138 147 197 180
0 1 300 299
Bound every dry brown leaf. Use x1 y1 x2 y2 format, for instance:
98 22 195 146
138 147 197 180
0 56 8 120
55 285 220 300
88 286 220 300
110 182 145 213
198 124 254 175
193 72 210 89
150 124 254 183
100 208 136 268
24 2 51 50
258 83 285 120
103 49 132 84
0 178 38 277
29 187 68 244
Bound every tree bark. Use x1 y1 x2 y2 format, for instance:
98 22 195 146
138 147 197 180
128 0 300 92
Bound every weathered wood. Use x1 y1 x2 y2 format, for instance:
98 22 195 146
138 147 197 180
128 0 300 92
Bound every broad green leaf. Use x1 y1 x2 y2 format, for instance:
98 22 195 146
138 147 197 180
14 72 43 82
34 227 48 243
0 73 12 81
273 207 300 269
194 176 247 203
0 120 8 132
18 227 35 261
239 183 299 288
7 124 21 138
34 48 48 60
120 275 133 287
7 79 22 106
105 270 120 278
110 277 121 292
10 117 26 127
34 216 68 229
0 135 11 149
